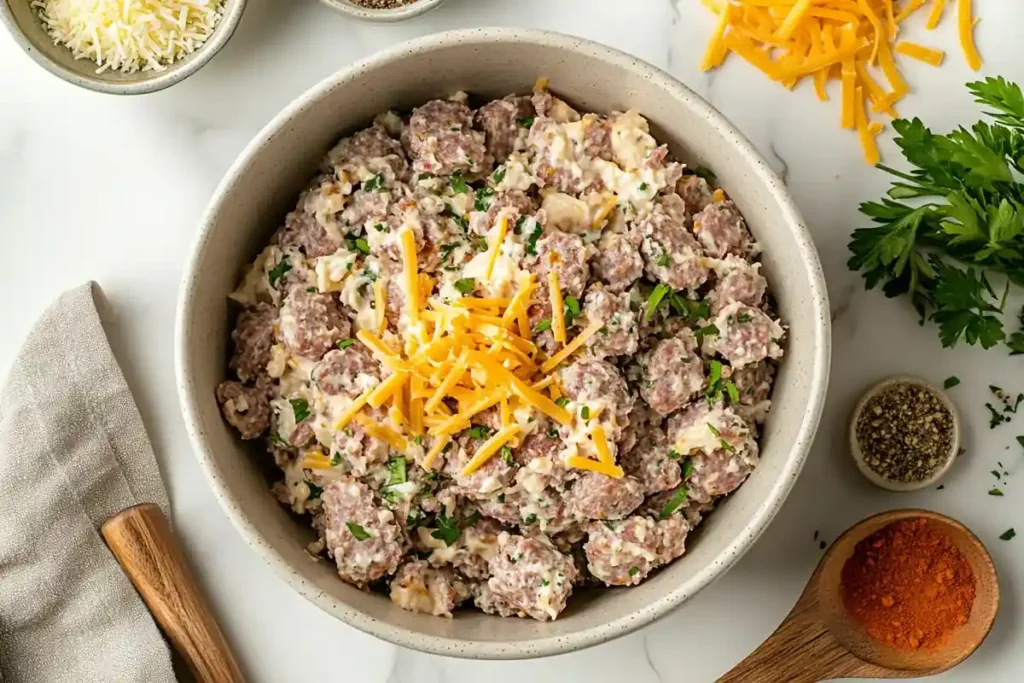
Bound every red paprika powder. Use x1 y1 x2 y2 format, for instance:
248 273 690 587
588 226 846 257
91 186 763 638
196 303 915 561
840 517 976 651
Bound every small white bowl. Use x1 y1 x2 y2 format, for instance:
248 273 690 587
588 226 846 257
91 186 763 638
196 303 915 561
318 0 445 22
849 376 961 492
0 0 246 95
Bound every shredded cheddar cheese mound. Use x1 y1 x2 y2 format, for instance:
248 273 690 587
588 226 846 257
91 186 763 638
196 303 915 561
698 0 983 164
334 267 618 480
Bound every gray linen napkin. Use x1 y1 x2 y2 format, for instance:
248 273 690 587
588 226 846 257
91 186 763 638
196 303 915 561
0 282 176 682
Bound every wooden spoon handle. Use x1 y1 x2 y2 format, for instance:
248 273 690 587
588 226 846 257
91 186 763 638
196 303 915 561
717 607 853 683
102 504 246 683
717 586 900 682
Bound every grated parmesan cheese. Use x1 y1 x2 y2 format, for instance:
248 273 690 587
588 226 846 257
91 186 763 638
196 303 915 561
32 0 224 74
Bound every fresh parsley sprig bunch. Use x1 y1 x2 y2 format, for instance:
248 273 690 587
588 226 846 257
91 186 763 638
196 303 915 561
848 77 1024 353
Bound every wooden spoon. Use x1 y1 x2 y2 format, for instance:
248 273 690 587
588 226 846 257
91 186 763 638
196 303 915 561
718 509 999 683
102 503 246 683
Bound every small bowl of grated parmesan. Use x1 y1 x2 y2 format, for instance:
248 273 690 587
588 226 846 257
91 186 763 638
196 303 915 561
0 0 246 95
319 0 445 22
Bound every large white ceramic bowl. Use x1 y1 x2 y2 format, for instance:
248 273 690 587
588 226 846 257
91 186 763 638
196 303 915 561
177 28 831 659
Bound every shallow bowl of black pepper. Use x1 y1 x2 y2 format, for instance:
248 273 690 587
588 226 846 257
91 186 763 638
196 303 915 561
318 0 446 22
849 376 960 492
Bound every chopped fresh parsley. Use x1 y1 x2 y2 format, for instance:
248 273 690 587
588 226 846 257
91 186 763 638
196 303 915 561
413 435 423 446
564 296 581 326
705 360 724 402
668 293 710 322
438 241 459 267
346 522 371 540
500 445 514 465
386 456 407 487
493 167 506 184
944 376 961 389
694 323 719 341
517 116 535 128
430 509 479 546
330 453 342 466
431 509 461 546
737 312 753 323
581 406 590 420
660 485 689 519
454 277 476 295
655 251 671 267
267 259 291 287
541 578 550 586
629 566 639 576
346 237 370 255
987 402 1011 428
645 283 672 321
373 222 386 233
533 318 552 335
362 174 385 192
307 482 323 500
306 286 316 293
290 398 311 423
337 339 355 350
468 425 493 440
524 222 544 255
417 173 434 181
524 514 538 525
474 187 496 212
513 216 527 234
989 488 1005 496
680 456 695 479
1000 528 1017 541
554 397 571 408
667 449 682 460
406 509 424 530
450 173 469 194
638 182 649 192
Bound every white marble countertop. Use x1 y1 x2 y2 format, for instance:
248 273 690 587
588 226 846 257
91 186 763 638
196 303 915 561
2 0 1023 680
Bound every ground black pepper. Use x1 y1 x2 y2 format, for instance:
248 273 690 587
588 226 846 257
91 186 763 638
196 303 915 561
855 382 955 483
350 0 418 8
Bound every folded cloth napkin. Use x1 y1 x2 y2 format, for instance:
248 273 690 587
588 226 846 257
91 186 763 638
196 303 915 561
0 283 176 682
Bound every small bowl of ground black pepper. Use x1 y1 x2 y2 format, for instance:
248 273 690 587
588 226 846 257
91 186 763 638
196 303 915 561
850 376 960 492
319 0 445 22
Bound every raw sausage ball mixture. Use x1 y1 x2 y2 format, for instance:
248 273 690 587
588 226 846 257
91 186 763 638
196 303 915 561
216 86 785 621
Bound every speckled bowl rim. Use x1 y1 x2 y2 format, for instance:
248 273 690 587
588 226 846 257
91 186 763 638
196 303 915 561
0 0 246 95
317 0 445 22
849 376 961 492
176 27 832 659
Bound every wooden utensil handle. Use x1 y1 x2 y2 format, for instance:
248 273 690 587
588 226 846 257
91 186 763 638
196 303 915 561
102 504 246 683
717 613 847 683
717 585 900 682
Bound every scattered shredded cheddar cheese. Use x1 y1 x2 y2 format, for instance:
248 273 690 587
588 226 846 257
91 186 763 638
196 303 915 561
324 268 620 478
895 41 944 66
549 271 567 344
698 0 983 163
